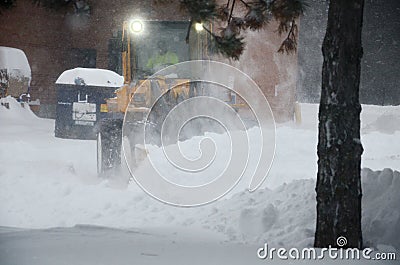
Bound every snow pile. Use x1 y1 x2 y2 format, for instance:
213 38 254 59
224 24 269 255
139 103 400 190
361 105 400 134
0 46 31 80
0 96 39 123
192 168 400 250
362 168 400 249
56 68 124 87
0 96 97 195
139 128 263 189
0 98 399 251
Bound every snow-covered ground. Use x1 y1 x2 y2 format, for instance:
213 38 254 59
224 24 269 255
0 97 399 264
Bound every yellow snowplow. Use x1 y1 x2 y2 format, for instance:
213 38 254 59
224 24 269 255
96 20 196 175
96 77 192 175
104 77 190 115
96 20 247 176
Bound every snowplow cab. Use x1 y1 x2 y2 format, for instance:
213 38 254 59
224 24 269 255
122 20 191 82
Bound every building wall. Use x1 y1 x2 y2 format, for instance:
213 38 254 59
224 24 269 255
0 0 297 121
233 22 298 122
0 1 73 117
0 0 188 118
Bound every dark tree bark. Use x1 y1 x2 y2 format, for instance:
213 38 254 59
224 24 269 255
315 0 365 248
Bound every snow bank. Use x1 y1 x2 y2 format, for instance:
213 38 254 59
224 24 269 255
138 103 400 190
0 96 39 123
0 100 399 251
0 46 31 79
293 103 400 133
362 168 400 249
193 168 400 250
56 68 124 87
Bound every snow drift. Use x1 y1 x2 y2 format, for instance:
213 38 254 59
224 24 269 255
0 97 399 251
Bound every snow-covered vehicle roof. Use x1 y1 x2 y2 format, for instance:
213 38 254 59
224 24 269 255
56 68 124 88
0 46 31 79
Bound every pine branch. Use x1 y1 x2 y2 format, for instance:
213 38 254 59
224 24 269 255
203 25 245 60
244 5 269 30
178 0 306 60
278 19 298 54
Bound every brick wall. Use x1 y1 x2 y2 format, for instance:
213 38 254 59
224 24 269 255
0 0 297 121
234 22 298 122
0 0 189 118
0 0 73 117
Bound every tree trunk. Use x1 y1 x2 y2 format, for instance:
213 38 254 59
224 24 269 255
315 0 365 248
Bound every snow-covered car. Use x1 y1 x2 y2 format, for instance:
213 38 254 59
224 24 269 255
0 46 31 99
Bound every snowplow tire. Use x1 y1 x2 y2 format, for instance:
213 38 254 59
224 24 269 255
96 118 123 176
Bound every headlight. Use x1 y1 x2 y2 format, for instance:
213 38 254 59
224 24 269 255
129 20 144 34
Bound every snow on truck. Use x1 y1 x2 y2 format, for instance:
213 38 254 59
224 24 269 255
55 20 246 177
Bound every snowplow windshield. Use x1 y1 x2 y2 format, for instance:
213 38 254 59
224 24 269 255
132 21 190 78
